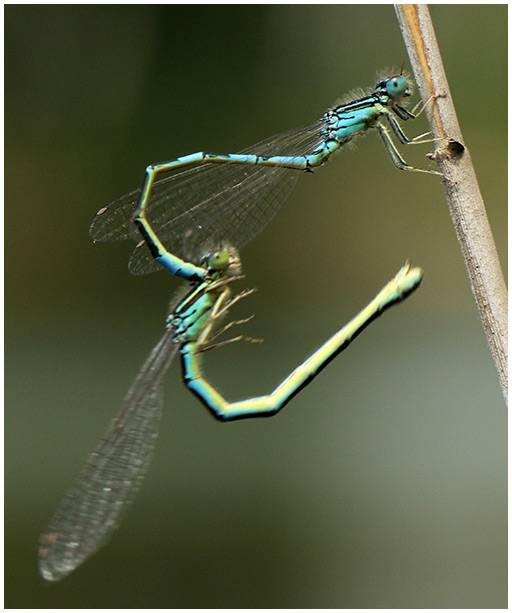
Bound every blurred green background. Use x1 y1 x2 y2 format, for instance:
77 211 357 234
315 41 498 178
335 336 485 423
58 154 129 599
5 5 507 608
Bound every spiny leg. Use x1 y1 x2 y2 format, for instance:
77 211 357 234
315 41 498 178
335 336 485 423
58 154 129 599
407 92 445 119
386 92 446 148
199 316 263 353
376 123 442 175
196 287 257 347
385 112 436 146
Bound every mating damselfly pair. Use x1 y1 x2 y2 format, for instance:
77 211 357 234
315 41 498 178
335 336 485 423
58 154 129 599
38 72 439 582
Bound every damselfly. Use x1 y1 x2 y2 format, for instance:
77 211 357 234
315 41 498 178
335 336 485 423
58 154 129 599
38 245 423 581
90 73 440 277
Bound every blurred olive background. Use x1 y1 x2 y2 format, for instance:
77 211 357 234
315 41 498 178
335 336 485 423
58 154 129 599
6 5 506 608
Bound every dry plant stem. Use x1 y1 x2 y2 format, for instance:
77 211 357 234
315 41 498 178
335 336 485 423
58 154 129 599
395 4 508 404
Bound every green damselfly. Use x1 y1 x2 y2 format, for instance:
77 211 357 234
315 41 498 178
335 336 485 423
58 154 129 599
38 245 422 581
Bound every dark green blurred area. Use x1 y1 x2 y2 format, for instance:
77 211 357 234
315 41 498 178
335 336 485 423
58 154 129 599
6 5 506 608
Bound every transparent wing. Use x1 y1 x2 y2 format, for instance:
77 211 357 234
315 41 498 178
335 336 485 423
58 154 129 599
89 118 329 274
38 328 178 582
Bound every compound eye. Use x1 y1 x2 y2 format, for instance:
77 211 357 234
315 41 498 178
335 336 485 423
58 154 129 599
386 75 408 99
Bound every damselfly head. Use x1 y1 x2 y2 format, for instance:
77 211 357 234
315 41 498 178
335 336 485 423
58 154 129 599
374 74 411 102
201 245 241 276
